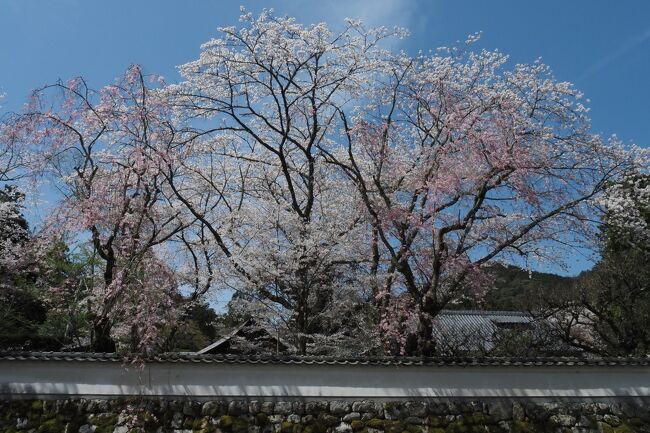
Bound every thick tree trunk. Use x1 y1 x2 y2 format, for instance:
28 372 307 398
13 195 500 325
417 316 435 356
89 243 118 353
298 335 307 356
296 302 308 355
91 318 116 353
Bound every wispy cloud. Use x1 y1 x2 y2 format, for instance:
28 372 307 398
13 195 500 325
327 0 417 28
273 0 418 29
579 26 650 82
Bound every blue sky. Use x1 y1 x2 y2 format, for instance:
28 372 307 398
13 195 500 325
1 0 649 276
1 0 649 147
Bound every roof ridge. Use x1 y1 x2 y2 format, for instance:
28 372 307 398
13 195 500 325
439 309 531 316
1 351 648 367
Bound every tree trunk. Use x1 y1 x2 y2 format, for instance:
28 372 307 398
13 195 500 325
417 315 435 356
91 318 116 353
298 335 307 356
89 242 117 353
296 304 308 355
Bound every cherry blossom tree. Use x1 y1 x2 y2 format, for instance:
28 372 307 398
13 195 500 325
598 172 650 254
164 10 400 354
0 186 29 262
320 39 646 354
8 66 189 352
0 95 25 183
164 11 645 355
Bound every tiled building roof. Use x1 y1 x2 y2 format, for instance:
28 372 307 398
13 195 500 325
432 309 571 354
433 309 535 353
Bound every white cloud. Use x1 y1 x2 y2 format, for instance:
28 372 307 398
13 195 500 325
579 26 650 82
256 0 418 29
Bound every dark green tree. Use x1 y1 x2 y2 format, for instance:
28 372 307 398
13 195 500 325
161 301 218 352
0 186 52 349
546 174 650 356
0 186 90 350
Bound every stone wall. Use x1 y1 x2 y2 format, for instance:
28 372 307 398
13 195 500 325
1 398 648 433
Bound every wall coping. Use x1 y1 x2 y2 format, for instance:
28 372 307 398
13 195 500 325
3 352 650 400
2 351 650 367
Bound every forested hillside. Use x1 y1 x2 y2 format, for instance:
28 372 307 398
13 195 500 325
478 265 575 311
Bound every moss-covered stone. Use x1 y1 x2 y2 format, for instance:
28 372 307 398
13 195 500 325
193 417 217 433
444 419 469 433
579 414 599 430
602 423 615 433
281 421 295 433
3 398 650 433
221 415 235 429
601 423 636 433
232 418 249 433
466 412 494 425
95 422 119 433
30 401 43 412
510 420 535 433
405 424 424 433
86 412 118 433
429 416 448 427
256 413 269 426
201 401 225 417
612 424 634 433
184 416 197 429
319 414 339 427
65 414 86 433
36 415 65 433
627 417 644 427
304 421 327 433
25 413 44 429
59 400 82 418
366 418 385 429
541 416 560 432
89 413 118 427
39 410 56 422
383 420 404 433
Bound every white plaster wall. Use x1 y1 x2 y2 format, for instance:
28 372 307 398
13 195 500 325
2 360 650 399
